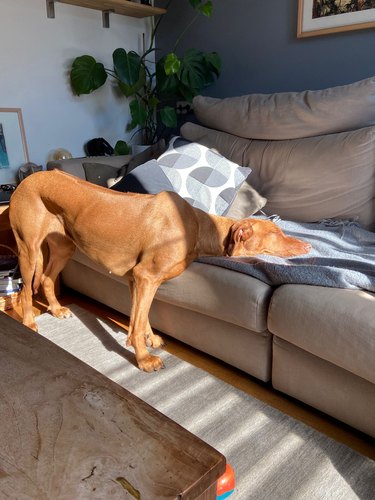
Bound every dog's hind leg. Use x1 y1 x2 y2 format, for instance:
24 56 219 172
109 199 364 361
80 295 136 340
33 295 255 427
15 240 40 331
127 268 164 372
127 278 164 350
41 233 76 319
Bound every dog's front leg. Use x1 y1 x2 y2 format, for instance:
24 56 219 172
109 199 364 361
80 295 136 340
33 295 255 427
127 278 163 350
128 272 164 372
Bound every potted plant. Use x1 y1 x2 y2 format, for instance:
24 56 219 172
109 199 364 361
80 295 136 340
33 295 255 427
70 0 221 152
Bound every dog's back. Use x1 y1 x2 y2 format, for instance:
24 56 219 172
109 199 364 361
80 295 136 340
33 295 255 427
10 170 201 277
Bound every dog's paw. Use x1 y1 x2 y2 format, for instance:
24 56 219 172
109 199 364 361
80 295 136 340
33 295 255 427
146 333 164 349
51 306 72 319
25 321 38 332
138 354 164 372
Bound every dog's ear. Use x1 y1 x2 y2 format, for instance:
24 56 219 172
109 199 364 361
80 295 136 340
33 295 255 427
234 222 253 243
226 220 254 256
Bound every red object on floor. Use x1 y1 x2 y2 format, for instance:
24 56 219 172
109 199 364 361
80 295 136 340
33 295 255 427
217 463 235 499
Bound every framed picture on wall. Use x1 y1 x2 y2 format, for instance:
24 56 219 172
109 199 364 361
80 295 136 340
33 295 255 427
297 0 375 38
0 108 29 184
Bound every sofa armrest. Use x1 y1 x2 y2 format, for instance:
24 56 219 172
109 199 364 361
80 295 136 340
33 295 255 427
47 155 132 180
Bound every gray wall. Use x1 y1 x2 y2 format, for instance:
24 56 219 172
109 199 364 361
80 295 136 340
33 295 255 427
155 0 375 95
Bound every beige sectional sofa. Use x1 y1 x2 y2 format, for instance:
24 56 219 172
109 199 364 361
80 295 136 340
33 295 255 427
48 76 375 438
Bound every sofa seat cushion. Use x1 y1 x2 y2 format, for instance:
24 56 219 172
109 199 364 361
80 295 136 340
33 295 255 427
268 284 375 384
71 250 273 333
193 76 375 140
272 337 375 438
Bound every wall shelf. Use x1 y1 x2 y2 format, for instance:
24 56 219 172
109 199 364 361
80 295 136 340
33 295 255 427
46 0 166 27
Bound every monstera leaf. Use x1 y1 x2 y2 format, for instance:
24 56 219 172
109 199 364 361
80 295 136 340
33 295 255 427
188 0 213 16
70 55 107 95
164 53 181 76
160 106 177 128
204 52 221 77
178 50 206 92
156 58 179 96
113 49 145 97
156 49 221 102
175 49 221 101
128 99 148 130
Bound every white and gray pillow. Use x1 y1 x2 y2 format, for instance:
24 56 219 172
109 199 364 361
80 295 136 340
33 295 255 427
156 136 251 216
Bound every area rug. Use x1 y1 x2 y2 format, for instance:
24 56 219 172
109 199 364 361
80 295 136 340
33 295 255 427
35 305 375 499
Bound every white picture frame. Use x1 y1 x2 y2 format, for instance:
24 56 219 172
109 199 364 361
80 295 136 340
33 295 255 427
0 108 29 184
298 0 375 38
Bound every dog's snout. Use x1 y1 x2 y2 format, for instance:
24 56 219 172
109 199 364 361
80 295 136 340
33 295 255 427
291 239 311 256
299 241 312 254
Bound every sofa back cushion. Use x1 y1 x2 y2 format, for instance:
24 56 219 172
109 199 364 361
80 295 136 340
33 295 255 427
47 155 131 181
181 122 375 229
193 76 375 140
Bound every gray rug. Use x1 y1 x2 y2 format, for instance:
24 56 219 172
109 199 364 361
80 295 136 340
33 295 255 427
35 305 375 500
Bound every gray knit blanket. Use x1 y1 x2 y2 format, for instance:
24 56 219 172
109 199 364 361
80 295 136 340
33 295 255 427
197 217 375 293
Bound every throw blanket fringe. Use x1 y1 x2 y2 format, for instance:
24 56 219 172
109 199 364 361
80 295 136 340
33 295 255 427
197 217 375 293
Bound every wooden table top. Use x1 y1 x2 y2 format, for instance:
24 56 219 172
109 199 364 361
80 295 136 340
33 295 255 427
0 313 226 499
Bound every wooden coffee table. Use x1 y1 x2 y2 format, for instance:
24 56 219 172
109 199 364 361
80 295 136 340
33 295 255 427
0 313 226 499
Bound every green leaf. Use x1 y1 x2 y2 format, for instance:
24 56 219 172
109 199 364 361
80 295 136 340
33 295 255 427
188 0 202 8
164 53 181 76
156 58 178 97
204 52 221 76
177 84 196 102
128 99 148 129
70 55 107 95
114 140 131 155
160 106 177 128
178 49 207 92
147 95 160 110
198 1 213 17
118 65 146 98
113 49 142 87
176 49 221 99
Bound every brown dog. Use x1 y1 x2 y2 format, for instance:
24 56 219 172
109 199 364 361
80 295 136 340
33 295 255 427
9 170 310 371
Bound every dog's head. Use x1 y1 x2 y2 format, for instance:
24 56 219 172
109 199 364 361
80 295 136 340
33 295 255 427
227 219 311 258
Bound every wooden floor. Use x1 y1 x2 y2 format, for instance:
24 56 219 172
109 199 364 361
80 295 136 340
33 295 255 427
5 287 375 461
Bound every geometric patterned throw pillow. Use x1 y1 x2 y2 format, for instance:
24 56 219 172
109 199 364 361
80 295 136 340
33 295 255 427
157 136 252 215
